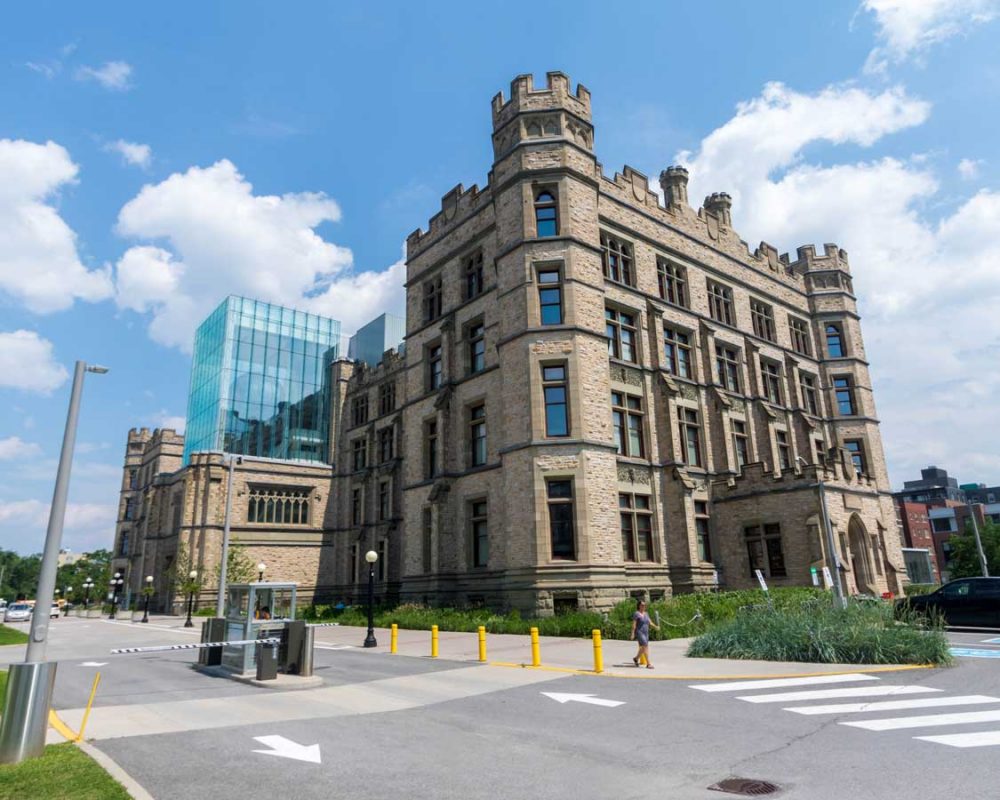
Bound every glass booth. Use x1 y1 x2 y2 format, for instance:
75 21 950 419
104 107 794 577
221 582 296 674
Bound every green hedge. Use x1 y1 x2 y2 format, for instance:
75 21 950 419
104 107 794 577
904 583 939 597
299 587 829 641
686 601 952 665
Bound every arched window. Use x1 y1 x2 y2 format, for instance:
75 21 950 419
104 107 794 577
534 191 558 237
825 324 845 358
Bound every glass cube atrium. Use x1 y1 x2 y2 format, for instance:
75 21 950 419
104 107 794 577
183 297 342 465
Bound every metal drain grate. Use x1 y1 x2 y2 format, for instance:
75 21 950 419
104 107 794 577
707 777 780 796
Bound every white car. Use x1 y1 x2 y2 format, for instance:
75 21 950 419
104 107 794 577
49 604 61 619
4 603 31 623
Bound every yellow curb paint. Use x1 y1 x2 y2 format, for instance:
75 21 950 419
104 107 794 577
48 709 77 741
487 661 938 681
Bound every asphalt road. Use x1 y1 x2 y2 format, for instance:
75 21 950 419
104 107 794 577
3 619 1000 799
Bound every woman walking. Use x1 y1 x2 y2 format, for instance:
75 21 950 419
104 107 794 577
630 599 659 669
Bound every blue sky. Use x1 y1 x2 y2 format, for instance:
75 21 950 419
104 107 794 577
2 1 999 554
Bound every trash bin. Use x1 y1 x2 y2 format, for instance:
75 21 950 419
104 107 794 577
256 640 278 681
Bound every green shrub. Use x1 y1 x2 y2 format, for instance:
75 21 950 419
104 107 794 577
904 583 939 597
686 600 952 665
193 607 215 617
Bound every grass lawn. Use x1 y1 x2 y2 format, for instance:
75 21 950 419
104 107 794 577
0 626 28 646
0 743 130 800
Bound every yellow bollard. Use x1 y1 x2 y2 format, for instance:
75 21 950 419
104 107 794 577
431 624 439 658
530 626 541 667
477 625 487 663
390 623 398 654
591 629 603 674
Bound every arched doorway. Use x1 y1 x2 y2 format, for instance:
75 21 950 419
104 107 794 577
848 516 874 594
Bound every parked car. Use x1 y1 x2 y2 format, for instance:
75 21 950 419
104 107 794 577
896 577 1000 628
4 603 32 623
49 603 60 619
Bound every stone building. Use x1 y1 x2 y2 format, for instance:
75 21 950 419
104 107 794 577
399 72 905 613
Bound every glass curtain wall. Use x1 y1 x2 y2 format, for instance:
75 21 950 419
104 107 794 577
183 297 341 464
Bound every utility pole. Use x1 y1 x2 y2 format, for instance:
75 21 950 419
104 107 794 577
798 457 847 610
968 505 990 578
215 454 237 617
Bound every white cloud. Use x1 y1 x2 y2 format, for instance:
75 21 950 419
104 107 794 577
152 410 186 434
104 139 152 169
958 157 983 179
863 0 1000 72
679 80 1000 486
25 61 60 79
0 499 117 554
74 60 133 91
114 159 403 350
0 139 114 313
0 437 42 460
0 331 69 393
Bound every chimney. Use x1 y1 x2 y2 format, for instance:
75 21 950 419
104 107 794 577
703 192 732 229
658 166 689 209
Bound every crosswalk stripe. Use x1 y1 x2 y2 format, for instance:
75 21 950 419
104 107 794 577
786 695 1000 715
737 685 937 704
690 674 879 693
842 709 1000 731
915 731 1000 748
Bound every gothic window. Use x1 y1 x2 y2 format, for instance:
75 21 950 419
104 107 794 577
465 250 485 299
826 323 846 358
606 308 637 363
657 259 687 306
611 391 645 458
707 281 736 326
664 327 692 379
789 316 812 356
601 233 635 286
247 486 311 525
750 299 777 342
535 190 558 237
620 493 653 562
423 276 443 323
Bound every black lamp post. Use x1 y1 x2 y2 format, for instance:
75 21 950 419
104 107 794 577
363 550 378 648
108 572 123 619
184 569 197 628
63 586 72 616
82 578 93 609
141 575 153 623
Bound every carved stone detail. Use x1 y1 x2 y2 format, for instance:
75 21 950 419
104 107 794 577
617 465 651 485
610 364 643 387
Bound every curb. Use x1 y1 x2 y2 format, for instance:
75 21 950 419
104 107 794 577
76 740 155 800
487 661 940 680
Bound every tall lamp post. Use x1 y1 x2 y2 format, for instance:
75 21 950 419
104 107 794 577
63 587 72 617
257 562 266 582
184 570 198 628
968 507 991 578
797 457 847 610
141 576 154 623
363 550 378 648
108 572 124 619
82 578 94 610
0 361 108 764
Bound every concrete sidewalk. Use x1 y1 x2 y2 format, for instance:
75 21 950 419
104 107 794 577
312 623 928 679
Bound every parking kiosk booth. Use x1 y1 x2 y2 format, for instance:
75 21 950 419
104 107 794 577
221 581 296 675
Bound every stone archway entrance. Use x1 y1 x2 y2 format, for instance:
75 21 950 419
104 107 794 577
848 516 875 594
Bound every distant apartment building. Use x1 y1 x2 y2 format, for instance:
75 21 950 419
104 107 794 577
895 466 966 504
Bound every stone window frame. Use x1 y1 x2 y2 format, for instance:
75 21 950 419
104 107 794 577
611 390 645 459
825 322 847 358
247 484 312 526
351 485 363 526
424 417 439 479
731 418 750 472
760 358 784 406
534 189 559 238
715 343 741 393
423 275 443 323
541 362 571 438
536 264 564 326
464 249 485 300
663 326 694 380
377 425 395 463
546 478 577 561
466 319 486 375
600 232 635 287
677 405 703 468
469 498 489 568
799 371 820 416
833 374 857 416
656 257 688 308
378 381 396 416
744 522 787 578
619 492 654 563
844 438 868 477
468 403 487 467
775 427 792 471
377 479 391 521
426 341 443 391
350 394 369 427
421 507 434 574
377 538 387 582
351 437 367 472
694 499 712 563
750 298 777 343
706 280 736 327
605 306 638 364
788 315 813 357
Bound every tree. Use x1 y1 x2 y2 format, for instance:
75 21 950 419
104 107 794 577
213 543 257 587
948 520 1000 579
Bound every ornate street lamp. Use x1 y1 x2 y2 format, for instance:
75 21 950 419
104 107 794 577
82 578 93 609
108 572 124 619
257 562 266 582
63 587 72 616
141 575 154 623
184 570 198 628
363 550 378 648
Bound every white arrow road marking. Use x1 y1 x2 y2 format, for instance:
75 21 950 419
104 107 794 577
79 662 108 667
252 735 322 764
541 692 625 708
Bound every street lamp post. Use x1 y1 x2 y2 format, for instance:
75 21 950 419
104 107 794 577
797 457 847 610
141 576 154 623
82 579 93 610
0 361 108 764
63 587 72 616
363 550 378 648
968 506 991 578
257 562 266 582
184 570 197 628
108 573 124 619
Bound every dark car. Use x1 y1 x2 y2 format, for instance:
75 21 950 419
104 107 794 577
896 577 1000 628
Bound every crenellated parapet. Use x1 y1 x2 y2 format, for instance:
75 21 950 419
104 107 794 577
711 452 875 499
406 182 493 258
491 71 591 130
787 243 855 295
